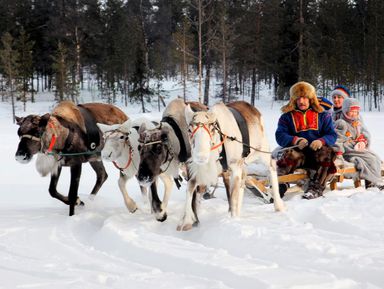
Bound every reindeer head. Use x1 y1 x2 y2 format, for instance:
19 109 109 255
15 113 50 163
97 119 133 162
185 105 221 165
137 123 170 185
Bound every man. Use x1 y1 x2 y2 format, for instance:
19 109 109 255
275 81 338 199
330 85 350 121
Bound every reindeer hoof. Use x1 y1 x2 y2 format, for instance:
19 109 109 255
129 207 138 214
156 212 167 222
177 221 198 231
177 223 193 231
76 198 84 206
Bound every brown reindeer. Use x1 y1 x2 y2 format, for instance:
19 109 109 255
15 101 127 216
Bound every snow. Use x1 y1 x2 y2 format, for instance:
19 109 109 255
1 90 384 289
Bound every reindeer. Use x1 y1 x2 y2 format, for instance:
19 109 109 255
97 118 173 221
179 101 285 230
15 101 127 215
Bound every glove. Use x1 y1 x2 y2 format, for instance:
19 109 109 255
310 139 323 151
354 141 366 151
295 137 308 150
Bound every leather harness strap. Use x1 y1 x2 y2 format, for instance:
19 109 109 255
228 106 250 158
78 104 100 151
161 116 189 162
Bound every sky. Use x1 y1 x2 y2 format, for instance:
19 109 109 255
1 86 384 289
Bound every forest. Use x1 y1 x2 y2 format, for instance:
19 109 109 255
0 0 383 113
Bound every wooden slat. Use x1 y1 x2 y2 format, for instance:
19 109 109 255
245 164 383 193
278 173 307 183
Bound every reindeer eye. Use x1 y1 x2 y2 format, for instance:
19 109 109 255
120 135 125 140
155 144 162 153
138 144 142 151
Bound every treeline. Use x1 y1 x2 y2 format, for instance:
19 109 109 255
0 0 383 112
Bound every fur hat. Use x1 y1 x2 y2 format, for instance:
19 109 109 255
281 81 324 113
330 85 350 99
342 98 360 116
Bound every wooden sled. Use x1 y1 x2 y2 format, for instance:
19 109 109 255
245 162 384 197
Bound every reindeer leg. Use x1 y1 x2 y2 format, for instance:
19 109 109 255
229 161 245 217
177 179 198 231
158 173 173 221
118 172 137 213
49 166 70 205
150 181 167 222
68 164 82 216
222 171 231 212
88 160 108 200
269 158 285 211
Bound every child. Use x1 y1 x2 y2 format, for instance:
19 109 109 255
334 98 383 189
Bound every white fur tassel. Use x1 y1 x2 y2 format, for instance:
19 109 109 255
36 153 59 177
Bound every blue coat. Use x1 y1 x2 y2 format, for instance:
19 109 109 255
275 108 337 148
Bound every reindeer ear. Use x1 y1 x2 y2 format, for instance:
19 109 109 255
207 112 217 123
185 104 195 125
97 123 119 133
138 122 147 134
15 116 23 125
39 113 51 127
119 119 132 133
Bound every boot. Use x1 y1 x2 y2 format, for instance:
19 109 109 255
303 182 324 200
279 183 289 198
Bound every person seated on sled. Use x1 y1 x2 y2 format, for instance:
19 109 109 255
275 81 338 199
330 85 351 121
334 98 384 190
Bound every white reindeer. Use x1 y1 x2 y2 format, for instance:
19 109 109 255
97 118 173 222
179 101 285 230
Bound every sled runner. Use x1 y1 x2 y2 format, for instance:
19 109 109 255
245 161 384 200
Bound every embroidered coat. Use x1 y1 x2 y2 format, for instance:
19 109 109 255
275 108 337 148
334 117 383 185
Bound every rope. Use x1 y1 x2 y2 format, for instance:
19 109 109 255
214 124 273 154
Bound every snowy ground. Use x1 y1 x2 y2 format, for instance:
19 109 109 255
1 91 384 289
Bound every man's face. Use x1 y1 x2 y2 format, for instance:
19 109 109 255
332 94 344 109
296 96 310 111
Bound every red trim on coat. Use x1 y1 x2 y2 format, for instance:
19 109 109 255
291 109 319 133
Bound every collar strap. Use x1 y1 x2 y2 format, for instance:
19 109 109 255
46 122 57 153
112 146 133 171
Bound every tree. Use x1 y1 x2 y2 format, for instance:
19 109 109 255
52 41 78 102
172 15 195 101
16 27 35 107
0 32 19 122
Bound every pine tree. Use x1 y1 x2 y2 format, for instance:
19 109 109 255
52 41 78 102
172 16 195 101
16 27 35 108
0 32 19 122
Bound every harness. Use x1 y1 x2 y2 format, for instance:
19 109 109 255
77 104 100 151
161 116 189 162
103 129 134 172
228 106 250 158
